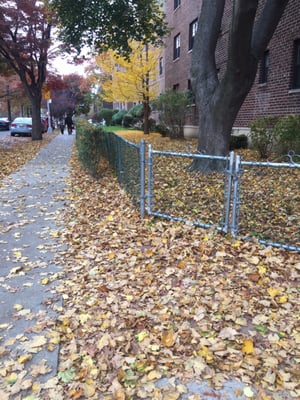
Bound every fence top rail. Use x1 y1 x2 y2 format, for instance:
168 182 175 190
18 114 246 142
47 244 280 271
107 131 140 149
240 160 300 168
150 148 229 161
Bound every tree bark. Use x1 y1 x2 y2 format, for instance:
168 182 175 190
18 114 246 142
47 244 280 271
190 0 289 171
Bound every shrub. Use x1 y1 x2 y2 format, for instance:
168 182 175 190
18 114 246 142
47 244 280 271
128 104 144 118
98 108 118 126
123 114 134 127
75 118 103 178
155 124 170 137
230 134 248 150
274 114 300 154
152 89 193 139
249 116 279 158
112 110 128 125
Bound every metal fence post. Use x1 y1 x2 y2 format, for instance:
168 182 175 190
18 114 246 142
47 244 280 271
231 154 241 237
223 151 235 233
147 144 153 214
140 139 146 218
117 137 122 181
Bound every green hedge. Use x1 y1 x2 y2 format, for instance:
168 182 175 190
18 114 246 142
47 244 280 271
76 119 103 178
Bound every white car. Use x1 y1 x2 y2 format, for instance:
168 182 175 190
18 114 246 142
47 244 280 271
10 117 33 137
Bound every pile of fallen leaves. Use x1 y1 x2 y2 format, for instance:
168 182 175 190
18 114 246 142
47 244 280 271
53 132 299 399
0 131 299 399
0 133 58 182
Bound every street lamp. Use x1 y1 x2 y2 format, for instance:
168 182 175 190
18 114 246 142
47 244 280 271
47 98 52 133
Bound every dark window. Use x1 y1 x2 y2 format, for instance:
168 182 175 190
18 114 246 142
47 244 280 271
189 19 198 50
174 0 181 10
173 84 179 91
259 50 269 84
159 57 163 75
188 79 195 103
173 34 180 59
292 39 300 89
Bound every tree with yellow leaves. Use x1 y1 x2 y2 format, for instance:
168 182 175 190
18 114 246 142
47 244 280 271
93 42 161 134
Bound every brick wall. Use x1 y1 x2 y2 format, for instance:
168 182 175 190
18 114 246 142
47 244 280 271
163 0 300 129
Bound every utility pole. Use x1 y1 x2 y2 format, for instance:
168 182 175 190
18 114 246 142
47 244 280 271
6 84 11 121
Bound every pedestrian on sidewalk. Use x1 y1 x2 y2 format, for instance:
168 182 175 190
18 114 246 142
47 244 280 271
65 114 73 135
59 118 65 134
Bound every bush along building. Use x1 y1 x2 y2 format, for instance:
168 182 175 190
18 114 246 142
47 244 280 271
162 0 300 144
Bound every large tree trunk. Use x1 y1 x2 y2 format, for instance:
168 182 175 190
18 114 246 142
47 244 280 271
143 101 150 134
190 0 290 172
31 95 43 141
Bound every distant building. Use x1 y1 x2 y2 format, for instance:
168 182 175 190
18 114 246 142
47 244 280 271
162 0 300 135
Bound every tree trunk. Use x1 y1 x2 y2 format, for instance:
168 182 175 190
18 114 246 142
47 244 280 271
30 94 43 140
143 101 150 134
190 0 290 172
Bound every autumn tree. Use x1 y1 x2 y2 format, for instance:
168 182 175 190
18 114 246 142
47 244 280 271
52 0 167 56
49 73 92 118
190 0 289 170
94 43 160 134
0 0 53 140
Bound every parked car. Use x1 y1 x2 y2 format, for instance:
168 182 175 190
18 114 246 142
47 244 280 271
10 117 33 137
0 117 10 130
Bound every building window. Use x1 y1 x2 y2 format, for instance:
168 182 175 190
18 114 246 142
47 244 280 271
159 57 163 75
259 50 269 84
188 79 195 103
174 0 181 10
173 84 179 91
173 34 180 60
189 19 198 50
292 39 300 89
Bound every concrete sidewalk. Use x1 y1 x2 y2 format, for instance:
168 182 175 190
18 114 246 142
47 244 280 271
0 133 74 398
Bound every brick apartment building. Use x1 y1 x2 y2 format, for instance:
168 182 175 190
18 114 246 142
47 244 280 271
161 0 300 135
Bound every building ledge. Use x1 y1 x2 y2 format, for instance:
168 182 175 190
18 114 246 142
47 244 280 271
288 88 300 94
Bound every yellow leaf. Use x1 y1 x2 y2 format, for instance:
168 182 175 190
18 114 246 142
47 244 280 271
32 381 41 393
267 287 279 298
242 339 254 354
6 372 18 385
18 354 32 364
13 304 23 311
135 331 148 342
161 330 176 347
106 214 114 221
278 295 288 304
40 278 49 285
198 344 213 362
258 265 267 275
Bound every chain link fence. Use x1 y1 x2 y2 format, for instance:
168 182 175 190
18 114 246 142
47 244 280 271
94 130 299 252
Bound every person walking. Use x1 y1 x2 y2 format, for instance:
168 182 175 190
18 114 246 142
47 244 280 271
59 118 65 134
65 114 73 135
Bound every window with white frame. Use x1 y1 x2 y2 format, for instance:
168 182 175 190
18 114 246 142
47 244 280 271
189 19 198 50
173 33 180 60
174 0 181 10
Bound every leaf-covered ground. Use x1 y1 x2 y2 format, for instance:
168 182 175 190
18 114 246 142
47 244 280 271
0 131 299 399
54 132 299 399
0 133 58 182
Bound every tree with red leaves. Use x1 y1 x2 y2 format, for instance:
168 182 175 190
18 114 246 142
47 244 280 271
0 0 53 140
